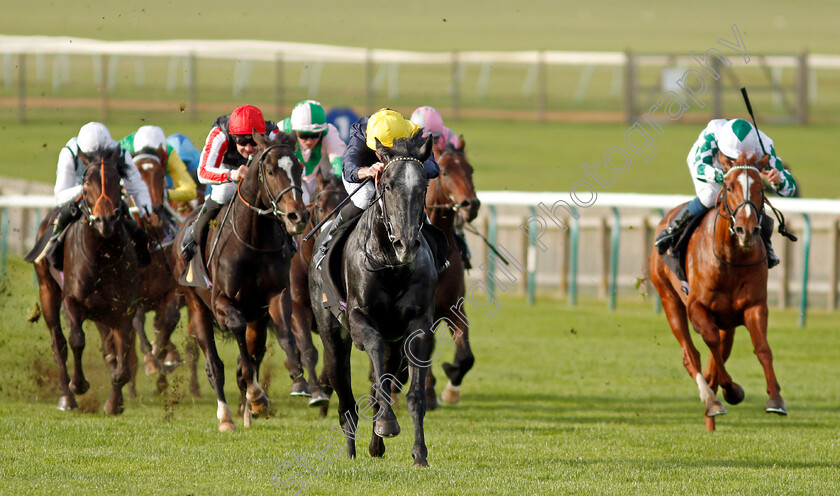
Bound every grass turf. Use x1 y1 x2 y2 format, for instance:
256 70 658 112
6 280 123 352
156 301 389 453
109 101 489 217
1 256 838 495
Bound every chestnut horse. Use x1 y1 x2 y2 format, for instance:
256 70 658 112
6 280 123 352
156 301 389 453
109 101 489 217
423 138 480 407
130 151 197 395
286 169 348 408
650 154 787 431
32 148 142 414
173 131 309 431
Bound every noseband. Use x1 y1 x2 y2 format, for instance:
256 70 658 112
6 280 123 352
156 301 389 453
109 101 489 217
237 144 303 218
80 159 122 225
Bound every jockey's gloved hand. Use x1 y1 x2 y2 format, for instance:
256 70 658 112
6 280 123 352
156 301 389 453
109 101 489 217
229 168 243 182
143 212 160 227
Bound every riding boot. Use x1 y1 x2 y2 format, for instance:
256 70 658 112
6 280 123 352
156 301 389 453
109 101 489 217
313 202 364 269
655 198 707 255
421 217 450 274
453 228 472 270
45 201 83 271
760 215 780 269
182 199 223 262
123 212 153 269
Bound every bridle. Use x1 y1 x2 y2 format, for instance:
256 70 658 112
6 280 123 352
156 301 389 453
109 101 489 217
713 165 767 266
375 156 426 251
79 158 122 225
307 185 345 227
236 144 303 218
426 150 461 212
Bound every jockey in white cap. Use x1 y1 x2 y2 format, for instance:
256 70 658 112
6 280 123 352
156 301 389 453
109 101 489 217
655 118 797 268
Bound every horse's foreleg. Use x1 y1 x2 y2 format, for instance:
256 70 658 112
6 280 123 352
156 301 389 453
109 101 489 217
186 322 201 398
348 310 399 441
154 291 184 370
291 300 327 405
104 321 132 415
705 328 744 405
39 272 74 410
241 319 269 426
63 299 90 397
134 309 160 376
744 304 786 415
404 322 433 467
187 292 233 431
687 302 730 418
441 305 474 405
269 290 307 396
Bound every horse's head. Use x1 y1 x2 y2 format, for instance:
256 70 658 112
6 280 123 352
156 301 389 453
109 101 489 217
719 152 765 248
249 131 309 234
375 132 433 263
429 136 480 223
310 168 347 227
132 148 166 208
78 146 124 238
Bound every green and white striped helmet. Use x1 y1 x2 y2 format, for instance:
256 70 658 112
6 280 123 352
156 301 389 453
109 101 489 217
290 100 328 133
718 118 760 159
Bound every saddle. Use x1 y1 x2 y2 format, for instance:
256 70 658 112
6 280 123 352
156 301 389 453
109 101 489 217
660 212 706 294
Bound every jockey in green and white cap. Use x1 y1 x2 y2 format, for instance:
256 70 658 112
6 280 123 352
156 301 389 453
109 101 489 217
281 100 346 204
655 118 798 269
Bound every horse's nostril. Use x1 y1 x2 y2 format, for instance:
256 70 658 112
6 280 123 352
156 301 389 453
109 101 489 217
736 227 745 235
460 200 471 208
287 212 298 223
393 240 404 251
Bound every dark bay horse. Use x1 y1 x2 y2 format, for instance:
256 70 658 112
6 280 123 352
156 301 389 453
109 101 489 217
309 132 438 466
650 154 786 431
130 150 195 395
423 137 480 407
172 131 309 431
32 147 142 414
287 169 348 407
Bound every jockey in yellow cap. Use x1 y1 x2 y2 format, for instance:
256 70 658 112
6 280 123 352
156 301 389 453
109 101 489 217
313 108 447 271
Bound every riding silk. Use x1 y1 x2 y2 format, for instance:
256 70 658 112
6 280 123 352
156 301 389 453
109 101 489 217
54 137 153 214
688 119 797 208
119 132 196 202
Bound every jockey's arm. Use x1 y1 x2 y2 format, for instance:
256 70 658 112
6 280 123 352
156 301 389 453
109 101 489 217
197 128 235 185
54 146 82 206
341 120 373 183
323 124 347 177
423 153 440 179
692 133 724 185
165 149 197 202
759 133 797 197
121 151 155 217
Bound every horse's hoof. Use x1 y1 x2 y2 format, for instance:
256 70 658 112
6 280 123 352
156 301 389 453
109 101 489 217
441 381 461 404
308 391 329 407
219 420 236 432
69 379 90 396
143 354 161 376
128 384 138 399
426 394 440 411
705 401 727 417
723 383 745 405
290 378 311 397
250 395 270 416
104 399 124 415
319 403 330 418
163 348 183 368
374 418 400 438
156 375 169 394
369 438 385 458
57 395 78 411
766 399 788 415
413 459 429 467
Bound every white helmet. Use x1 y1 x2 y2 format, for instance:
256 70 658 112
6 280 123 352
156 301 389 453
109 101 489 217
134 125 166 151
290 100 328 133
77 122 116 154
718 119 760 159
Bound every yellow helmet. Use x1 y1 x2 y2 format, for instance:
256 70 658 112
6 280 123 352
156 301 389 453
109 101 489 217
365 108 420 150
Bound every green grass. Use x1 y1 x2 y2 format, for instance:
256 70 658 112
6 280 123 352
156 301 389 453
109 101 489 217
1 256 839 495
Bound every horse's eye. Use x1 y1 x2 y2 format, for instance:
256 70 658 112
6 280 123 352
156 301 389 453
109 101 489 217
441 171 448 177
384 184 391 191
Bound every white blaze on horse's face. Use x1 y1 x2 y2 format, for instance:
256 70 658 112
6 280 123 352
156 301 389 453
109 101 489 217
738 171 753 218
277 155 298 200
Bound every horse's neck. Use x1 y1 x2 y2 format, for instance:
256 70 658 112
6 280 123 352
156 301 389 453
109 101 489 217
78 221 127 259
428 205 456 236
232 179 275 248
361 205 396 263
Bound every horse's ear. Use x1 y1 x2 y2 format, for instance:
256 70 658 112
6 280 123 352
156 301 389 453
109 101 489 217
78 149 91 166
110 145 122 162
418 134 433 163
253 129 267 149
374 137 391 161
457 134 465 151
315 166 325 187
757 154 771 170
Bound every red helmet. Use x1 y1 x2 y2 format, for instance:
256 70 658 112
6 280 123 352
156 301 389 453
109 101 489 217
229 105 266 135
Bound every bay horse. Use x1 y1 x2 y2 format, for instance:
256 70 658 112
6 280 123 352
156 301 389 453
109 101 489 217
309 132 438 466
32 147 142 414
649 154 787 431
286 169 348 408
130 150 196 395
423 137 480 407
172 131 309 431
